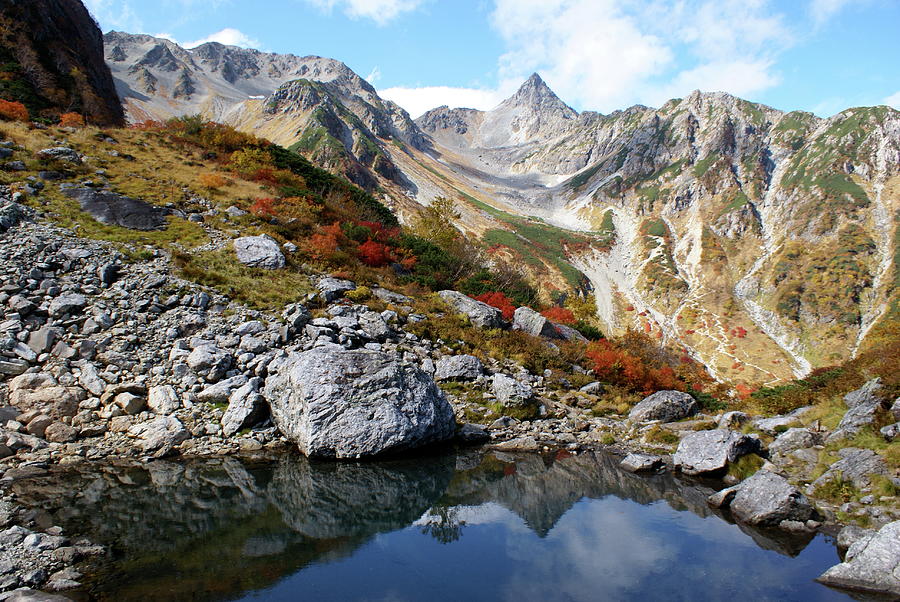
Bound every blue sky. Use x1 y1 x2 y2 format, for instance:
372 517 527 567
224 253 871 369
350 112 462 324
85 0 900 118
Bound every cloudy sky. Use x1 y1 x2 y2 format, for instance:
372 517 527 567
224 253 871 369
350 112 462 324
85 0 900 118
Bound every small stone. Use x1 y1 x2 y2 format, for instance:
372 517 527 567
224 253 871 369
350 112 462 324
147 385 180 415
457 423 490 444
620 453 666 473
44 422 78 443
115 392 145 415
48 293 87 317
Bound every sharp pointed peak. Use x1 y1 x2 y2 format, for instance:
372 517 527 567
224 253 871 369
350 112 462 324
517 72 551 93
497 72 576 118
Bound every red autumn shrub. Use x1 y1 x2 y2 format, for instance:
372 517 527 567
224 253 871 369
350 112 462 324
474 292 516 321
250 167 278 185
250 197 276 217
735 383 756 400
540 306 575 325
0 100 28 122
357 239 391 267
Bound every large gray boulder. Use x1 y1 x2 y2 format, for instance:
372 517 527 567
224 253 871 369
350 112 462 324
233 235 285 270
753 406 813 435
620 453 665 473
263 347 456 458
553 323 589 343
727 471 817 527
434 355 483 381
48 293 86 318
283 303 311 329
317 278 355 302
811 447 889 491
128 416 190 457
882 422 900 442
844 378 885 408
818 520 900 597
147 385 180 415
492 374 535 411
673 429 761 476
768 428 822 456
196 375 248 404
438 290 504 329
37 147 81 163
628 390 699 423
828 378 890 443
837 525 876 554
0 199 32 232
64 188 168 230
512 306 561 339
221 378 266 436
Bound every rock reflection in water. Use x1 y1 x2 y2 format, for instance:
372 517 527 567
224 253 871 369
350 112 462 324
10 450 843 601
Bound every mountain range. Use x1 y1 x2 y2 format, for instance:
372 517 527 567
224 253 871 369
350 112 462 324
104 32 899 385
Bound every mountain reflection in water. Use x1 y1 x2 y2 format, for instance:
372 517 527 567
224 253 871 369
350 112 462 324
11 450 850 601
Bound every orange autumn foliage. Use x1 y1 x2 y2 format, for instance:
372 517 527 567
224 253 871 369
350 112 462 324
250 197 276 217
308 221 345 260
198 173 228 189
585 331 712 396
0 99 28 122
58 112 85 127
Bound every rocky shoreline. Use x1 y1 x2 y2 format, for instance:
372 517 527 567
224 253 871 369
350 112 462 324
0 186 898 597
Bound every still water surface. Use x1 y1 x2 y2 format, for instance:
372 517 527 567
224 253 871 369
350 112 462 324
13 450 851 601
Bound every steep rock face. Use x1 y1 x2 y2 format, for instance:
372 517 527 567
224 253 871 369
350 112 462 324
0 0 124 124
420 73 576 152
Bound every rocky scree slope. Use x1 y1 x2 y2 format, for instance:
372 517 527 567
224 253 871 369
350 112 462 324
0 0 124 125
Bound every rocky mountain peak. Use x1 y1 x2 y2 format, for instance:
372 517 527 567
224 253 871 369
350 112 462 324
500 72 577 119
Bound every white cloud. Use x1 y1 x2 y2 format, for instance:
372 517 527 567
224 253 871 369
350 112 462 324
182 28 261 49
490 0 789 112
366 66 382 85
648 59 781 106
492 0 673 112
383 0 793 118
303 0 424 25
885 90 900 109
83 0 143 32
379 85 507 118
809 0 853 26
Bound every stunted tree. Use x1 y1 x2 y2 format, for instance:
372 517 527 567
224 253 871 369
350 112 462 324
412 196 482 280
413 196 462 249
